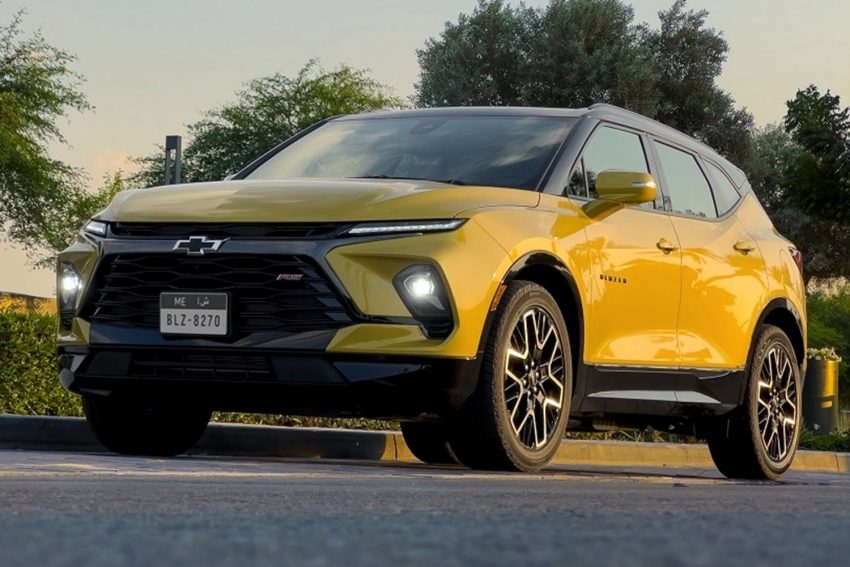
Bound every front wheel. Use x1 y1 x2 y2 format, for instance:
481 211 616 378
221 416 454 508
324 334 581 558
447 281 572 472
83 395 211 457
400 421 458 465
706 324 802 480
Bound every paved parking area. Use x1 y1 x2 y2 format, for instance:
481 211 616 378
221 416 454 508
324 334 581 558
1 450 848 566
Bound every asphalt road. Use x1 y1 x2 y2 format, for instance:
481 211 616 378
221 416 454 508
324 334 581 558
0 450 848 566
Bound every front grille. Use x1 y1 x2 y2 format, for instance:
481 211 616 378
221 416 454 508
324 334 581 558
110 222 346 239
129 351 274 381
87 254 355 333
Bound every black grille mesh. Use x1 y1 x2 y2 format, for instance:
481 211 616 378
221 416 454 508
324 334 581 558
87 254 354 333
129 351 274 381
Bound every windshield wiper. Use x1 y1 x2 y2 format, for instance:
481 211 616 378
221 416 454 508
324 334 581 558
351 175 467 186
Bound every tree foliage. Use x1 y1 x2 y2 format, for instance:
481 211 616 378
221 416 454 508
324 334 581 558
782 85 850 223
641 0 753 162
745 95 850 283
528 0 659 114
130 61 402 187
0 8 90 250
416 0 753 164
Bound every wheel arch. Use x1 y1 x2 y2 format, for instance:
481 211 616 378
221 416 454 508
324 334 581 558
752 298 806 373
483 252 585 396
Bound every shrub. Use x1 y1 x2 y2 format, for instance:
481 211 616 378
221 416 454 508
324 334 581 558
0 310 81 416
807 285 850 407
800 429 850 453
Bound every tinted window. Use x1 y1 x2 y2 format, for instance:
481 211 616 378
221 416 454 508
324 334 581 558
705 161 741 215
566 159 586 196
572 126 649 200
654 142 717 218
247 116 576 190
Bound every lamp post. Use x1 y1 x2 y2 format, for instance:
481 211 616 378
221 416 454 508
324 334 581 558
164 135 182 185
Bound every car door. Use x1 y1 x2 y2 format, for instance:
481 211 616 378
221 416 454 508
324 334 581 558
567 125 682 368
650 140 768 370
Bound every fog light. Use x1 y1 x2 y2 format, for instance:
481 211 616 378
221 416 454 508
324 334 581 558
405 273 437 299
403 270 445 310
58 263 82 315
393 265 453 338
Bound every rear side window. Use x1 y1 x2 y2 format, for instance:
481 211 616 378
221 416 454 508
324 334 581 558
568 126 649 199
704 161 741 215
653 142 717 219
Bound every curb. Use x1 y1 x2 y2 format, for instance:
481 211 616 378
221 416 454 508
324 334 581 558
1 414 847 474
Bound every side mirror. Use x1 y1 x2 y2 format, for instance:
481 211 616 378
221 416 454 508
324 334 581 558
595 170 657 204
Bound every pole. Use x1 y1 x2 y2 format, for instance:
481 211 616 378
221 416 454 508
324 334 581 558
165 135 183 185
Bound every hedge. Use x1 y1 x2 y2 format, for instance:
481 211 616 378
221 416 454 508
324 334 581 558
807 284 850 407
0 309 81 416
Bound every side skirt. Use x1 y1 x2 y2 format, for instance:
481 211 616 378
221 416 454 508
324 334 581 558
575 364 747 418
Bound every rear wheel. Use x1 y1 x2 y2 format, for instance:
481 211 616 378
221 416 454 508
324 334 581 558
447 281 572 472
706 325 802 480
83 395 211 457
400 421 458 465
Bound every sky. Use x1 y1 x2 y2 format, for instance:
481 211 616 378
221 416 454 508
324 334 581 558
2 0 850 296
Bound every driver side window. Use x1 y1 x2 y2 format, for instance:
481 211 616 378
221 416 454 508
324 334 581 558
566 126 653 207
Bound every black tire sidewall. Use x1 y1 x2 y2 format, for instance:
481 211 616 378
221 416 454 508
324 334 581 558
83 395 211 457
486 283 573 470
745 325 802 477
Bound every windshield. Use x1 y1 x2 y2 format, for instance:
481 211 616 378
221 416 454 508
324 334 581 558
245 115 576 190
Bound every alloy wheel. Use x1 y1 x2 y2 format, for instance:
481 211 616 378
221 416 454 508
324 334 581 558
757 344 799 462
503 307 566 449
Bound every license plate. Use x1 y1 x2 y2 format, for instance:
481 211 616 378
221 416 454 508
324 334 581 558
160 292 229 336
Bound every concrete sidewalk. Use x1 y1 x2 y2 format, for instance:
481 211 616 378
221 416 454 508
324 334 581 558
1 414 847 474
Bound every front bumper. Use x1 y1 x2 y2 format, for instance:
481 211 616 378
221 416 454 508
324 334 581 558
58 219 509 358
55 221 512 417
59 346 481 418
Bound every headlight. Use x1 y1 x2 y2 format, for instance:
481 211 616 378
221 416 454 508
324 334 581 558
57 263 83 329
84 220 108 236
393 265 453 338
343 219 465 236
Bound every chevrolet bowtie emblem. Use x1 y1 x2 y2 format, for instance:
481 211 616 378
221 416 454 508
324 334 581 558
172 236 227 256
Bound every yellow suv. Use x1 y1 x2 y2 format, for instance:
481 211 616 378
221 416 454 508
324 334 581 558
57 105 806 479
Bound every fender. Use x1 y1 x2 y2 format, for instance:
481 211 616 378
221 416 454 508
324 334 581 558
474 251 587 406
748 297 807 377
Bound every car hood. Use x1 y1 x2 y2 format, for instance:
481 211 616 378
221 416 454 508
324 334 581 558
97 179 540 223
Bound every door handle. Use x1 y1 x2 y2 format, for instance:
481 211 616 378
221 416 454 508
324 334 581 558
733 240 756 254
656 238 679 253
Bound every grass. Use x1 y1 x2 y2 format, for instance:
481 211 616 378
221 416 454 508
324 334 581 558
212 412 398 431
799 428 850 453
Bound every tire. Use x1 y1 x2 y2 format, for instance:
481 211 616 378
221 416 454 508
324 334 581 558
447 281 572 472
400 421 458 465
706 324 802 480
83 395 211 457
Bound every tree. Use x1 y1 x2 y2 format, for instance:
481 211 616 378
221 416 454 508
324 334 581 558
745 120 850 284
416 0 534 107
526 0 659 114
416 0 657 111
783 85 850 223
641 0 753 163
131 61 402 187
415 0 753 164
0 8 90 250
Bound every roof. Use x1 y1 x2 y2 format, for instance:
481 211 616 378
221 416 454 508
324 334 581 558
337 106 588 120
